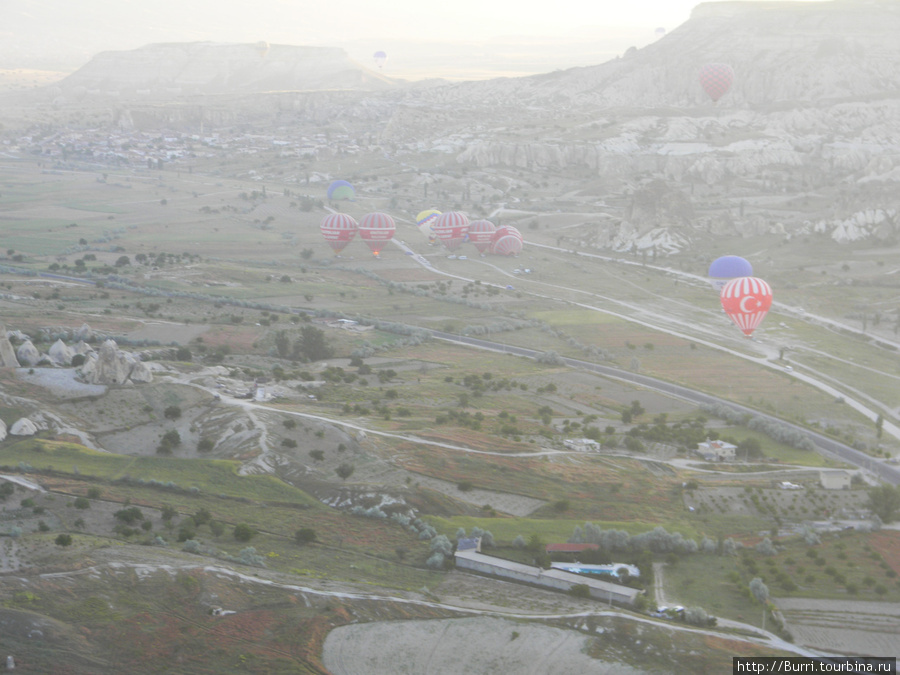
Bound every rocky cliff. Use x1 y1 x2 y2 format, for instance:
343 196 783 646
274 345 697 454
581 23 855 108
58 43 399 100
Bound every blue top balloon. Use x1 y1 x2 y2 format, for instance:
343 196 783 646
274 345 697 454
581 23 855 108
327 180 355 201
708 255 753 292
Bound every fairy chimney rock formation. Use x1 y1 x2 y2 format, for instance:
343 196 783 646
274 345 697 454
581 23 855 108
15 341 41 367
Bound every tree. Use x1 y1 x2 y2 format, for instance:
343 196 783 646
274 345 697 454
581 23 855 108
295 325 333 362
738 437 763 459
74 496 90 509
164 405 182 420
175 346 192 361
55 534 73 547
875 414 884 439
114 506 144 524
336 463 355 480
749 577 770 629
233 523 255 542
867 485 900 523
274 330 291 358
295 527 317 545
115 255 130 267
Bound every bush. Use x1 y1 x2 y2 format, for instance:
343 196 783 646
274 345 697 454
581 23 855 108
569 584 591 598
74 496 90 509
163 405 182 420
233 523 255 542
114 506 144 524
55 534 73 547
295 528 317 545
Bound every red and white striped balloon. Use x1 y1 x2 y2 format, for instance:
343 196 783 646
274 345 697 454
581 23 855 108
432 211 470 251
720 276 772 337
358 212 396 256
319 213 358 254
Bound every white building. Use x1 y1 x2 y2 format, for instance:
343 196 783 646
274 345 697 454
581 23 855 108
697 440 737 462
820 470 851 490
454 550 640 606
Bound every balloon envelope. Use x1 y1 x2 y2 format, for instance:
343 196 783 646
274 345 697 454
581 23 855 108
358 212 396 255
327 180 355 201
467 219 496 253
320 213 358 254
415 209 441 238
255 41 270 58
491 234 524 256
699 63 734 102
373 51 387 68
720 277 772 337
432 211 470 250
708 255 753 292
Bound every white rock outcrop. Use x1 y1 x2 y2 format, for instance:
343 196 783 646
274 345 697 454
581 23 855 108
48 339 75 366
0 327 19 368
80 339 153 385
75 323 94 342
15 341 41 367
0 419 6 441
10 418 37 436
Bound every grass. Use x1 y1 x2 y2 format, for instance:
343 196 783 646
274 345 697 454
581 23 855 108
427 515 711 546
0 439 319 505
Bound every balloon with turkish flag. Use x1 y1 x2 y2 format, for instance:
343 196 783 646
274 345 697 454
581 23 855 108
720 276 772 337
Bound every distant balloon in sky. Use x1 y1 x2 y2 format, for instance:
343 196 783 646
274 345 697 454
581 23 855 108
708 255 753 292
654 27 666 39
720 276 772 337
373 51 388 69
320 213 357 254
358 212 396 256
255 41 270 58
699 63 734 103
327 180 355 201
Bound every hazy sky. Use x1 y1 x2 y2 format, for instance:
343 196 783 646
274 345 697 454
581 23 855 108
267 0 827 42
1 0 830 77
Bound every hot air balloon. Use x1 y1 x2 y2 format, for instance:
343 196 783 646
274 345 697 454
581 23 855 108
373 51 388 69
320 213 358 254
467 219 496 254
491 234 524 256
654 27 666 39
327 180 355 201
432 211 470 251
720 277 772 337
699 63 734 103
490 225 523 255
708 255 753 292
254 41 270 58
416 209 441 238
358 212 396 256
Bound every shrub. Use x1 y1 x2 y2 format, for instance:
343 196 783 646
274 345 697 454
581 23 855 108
569 584 591 598
55 534 73 547
233 523 255 542
295 528 317 544
114 506 144 524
